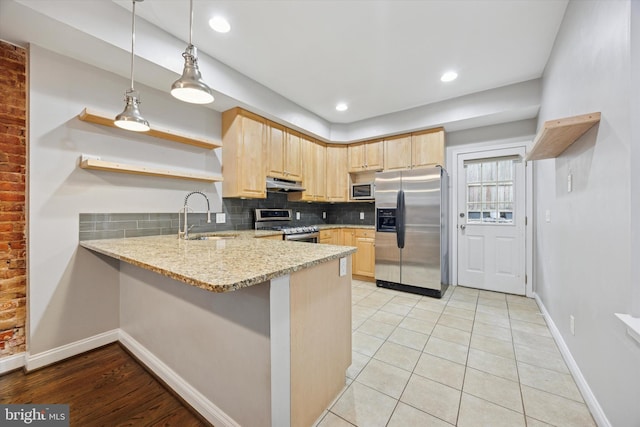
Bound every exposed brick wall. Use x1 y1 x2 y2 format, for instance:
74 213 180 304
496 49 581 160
0 40 27 358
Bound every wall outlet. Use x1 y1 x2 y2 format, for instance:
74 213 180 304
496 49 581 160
360 212 364 220
545 209 551 223
568 173 573 193
322 211 326 219
296 212 301 220
215 213 226 224
339 257 347 277
570 315 575 335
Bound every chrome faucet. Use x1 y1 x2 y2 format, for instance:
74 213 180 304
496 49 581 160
181 191 211 239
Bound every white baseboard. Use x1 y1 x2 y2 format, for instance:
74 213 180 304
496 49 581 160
534 294 612 427
25 329 119 371
118 330 239 427
0 352 25 374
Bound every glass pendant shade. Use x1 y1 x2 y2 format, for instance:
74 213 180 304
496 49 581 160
171 45 214 104
114 90 150 132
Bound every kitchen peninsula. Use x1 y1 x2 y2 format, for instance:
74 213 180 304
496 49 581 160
80 232 355 427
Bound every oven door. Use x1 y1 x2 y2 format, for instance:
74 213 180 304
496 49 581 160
284 232 319 243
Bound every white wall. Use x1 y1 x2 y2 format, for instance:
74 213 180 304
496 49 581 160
534 1 639 425
28 45 223 354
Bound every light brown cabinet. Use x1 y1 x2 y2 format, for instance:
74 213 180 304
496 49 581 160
348 141 384 172
325 145 349 202
341 228 356 247
267 124 302 181
288 137 325 202
222 108 266 199
354 229 375 278
411 129 445 168
383 129 445 171
383 135 412 171
319 229 341 245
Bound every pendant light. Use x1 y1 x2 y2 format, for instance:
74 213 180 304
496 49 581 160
171 0 214 104
114 0 150 132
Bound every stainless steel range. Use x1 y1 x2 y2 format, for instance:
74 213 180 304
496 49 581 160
254 209 319 243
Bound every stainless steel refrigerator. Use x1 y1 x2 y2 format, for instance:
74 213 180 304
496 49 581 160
375 166 449 298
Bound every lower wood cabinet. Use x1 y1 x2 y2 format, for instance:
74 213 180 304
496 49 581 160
353 229 375 279
319 229 341 245
321 228 375 281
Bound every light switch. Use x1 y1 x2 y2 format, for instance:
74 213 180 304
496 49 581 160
360 212 365 220
322 211 326 219
216 213 226 224
296 212 301 220
339 257 347 276
567 173 573 193
545 209 551 223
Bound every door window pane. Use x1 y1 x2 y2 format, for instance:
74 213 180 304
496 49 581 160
465 158 515 224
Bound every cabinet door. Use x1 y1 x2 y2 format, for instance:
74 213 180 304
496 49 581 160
326 146 348 201
341 228 356 247
315 143 326 201
285 131 303 180
288 136 316 202
267 122 286 179
364 141 384 171
353 230 376 277
348 144 365 172
238 114 266 197
383 135 411 171
222 109 266 198
412 129 445 168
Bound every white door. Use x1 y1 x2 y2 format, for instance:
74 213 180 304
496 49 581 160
457 148 526 295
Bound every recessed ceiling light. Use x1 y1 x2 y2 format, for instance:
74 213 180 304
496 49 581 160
209 16 231 33
336 103 348 112
441 71 458 82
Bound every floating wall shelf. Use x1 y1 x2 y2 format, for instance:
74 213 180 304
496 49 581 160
525 112 601 161
78 108 221 150
80 158 223 183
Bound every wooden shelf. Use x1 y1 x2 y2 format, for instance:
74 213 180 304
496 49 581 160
80 159 223 183
78 108 221 150
525 112 601 161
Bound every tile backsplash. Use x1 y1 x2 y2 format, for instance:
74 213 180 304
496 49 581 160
79 192 375 240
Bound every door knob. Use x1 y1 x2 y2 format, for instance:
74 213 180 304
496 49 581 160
460 224 466 230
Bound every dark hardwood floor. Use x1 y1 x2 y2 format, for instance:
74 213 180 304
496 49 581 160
0 343 209 426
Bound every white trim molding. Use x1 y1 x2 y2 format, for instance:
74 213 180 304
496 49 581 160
535 294 612 427
25 329 119 371
118 330 240 427
614 313 640 345
0 352 25 374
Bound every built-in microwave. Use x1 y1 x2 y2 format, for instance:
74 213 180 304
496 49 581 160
351 182 375 200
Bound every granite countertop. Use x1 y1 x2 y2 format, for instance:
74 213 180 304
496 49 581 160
317 224 375 230
80 231 356 294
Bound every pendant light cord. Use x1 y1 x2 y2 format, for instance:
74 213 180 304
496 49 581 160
129 0 137 92
189 0 194 47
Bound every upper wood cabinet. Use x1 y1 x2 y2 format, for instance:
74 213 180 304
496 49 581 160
382 129 445 171
222 108 266 199
411 129 445 168
348 141 383 172
288 137 325 202
383 135 412 171
325 145 349 202
267 124 302 181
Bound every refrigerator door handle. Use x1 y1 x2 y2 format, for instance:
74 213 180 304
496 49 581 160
397 189 405 248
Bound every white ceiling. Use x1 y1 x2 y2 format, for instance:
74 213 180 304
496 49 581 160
0 0 567 141
127 0 569 123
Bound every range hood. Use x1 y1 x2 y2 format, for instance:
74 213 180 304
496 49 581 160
266 177 305 192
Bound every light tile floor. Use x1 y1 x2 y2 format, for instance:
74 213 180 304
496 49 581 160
315 280 597 427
